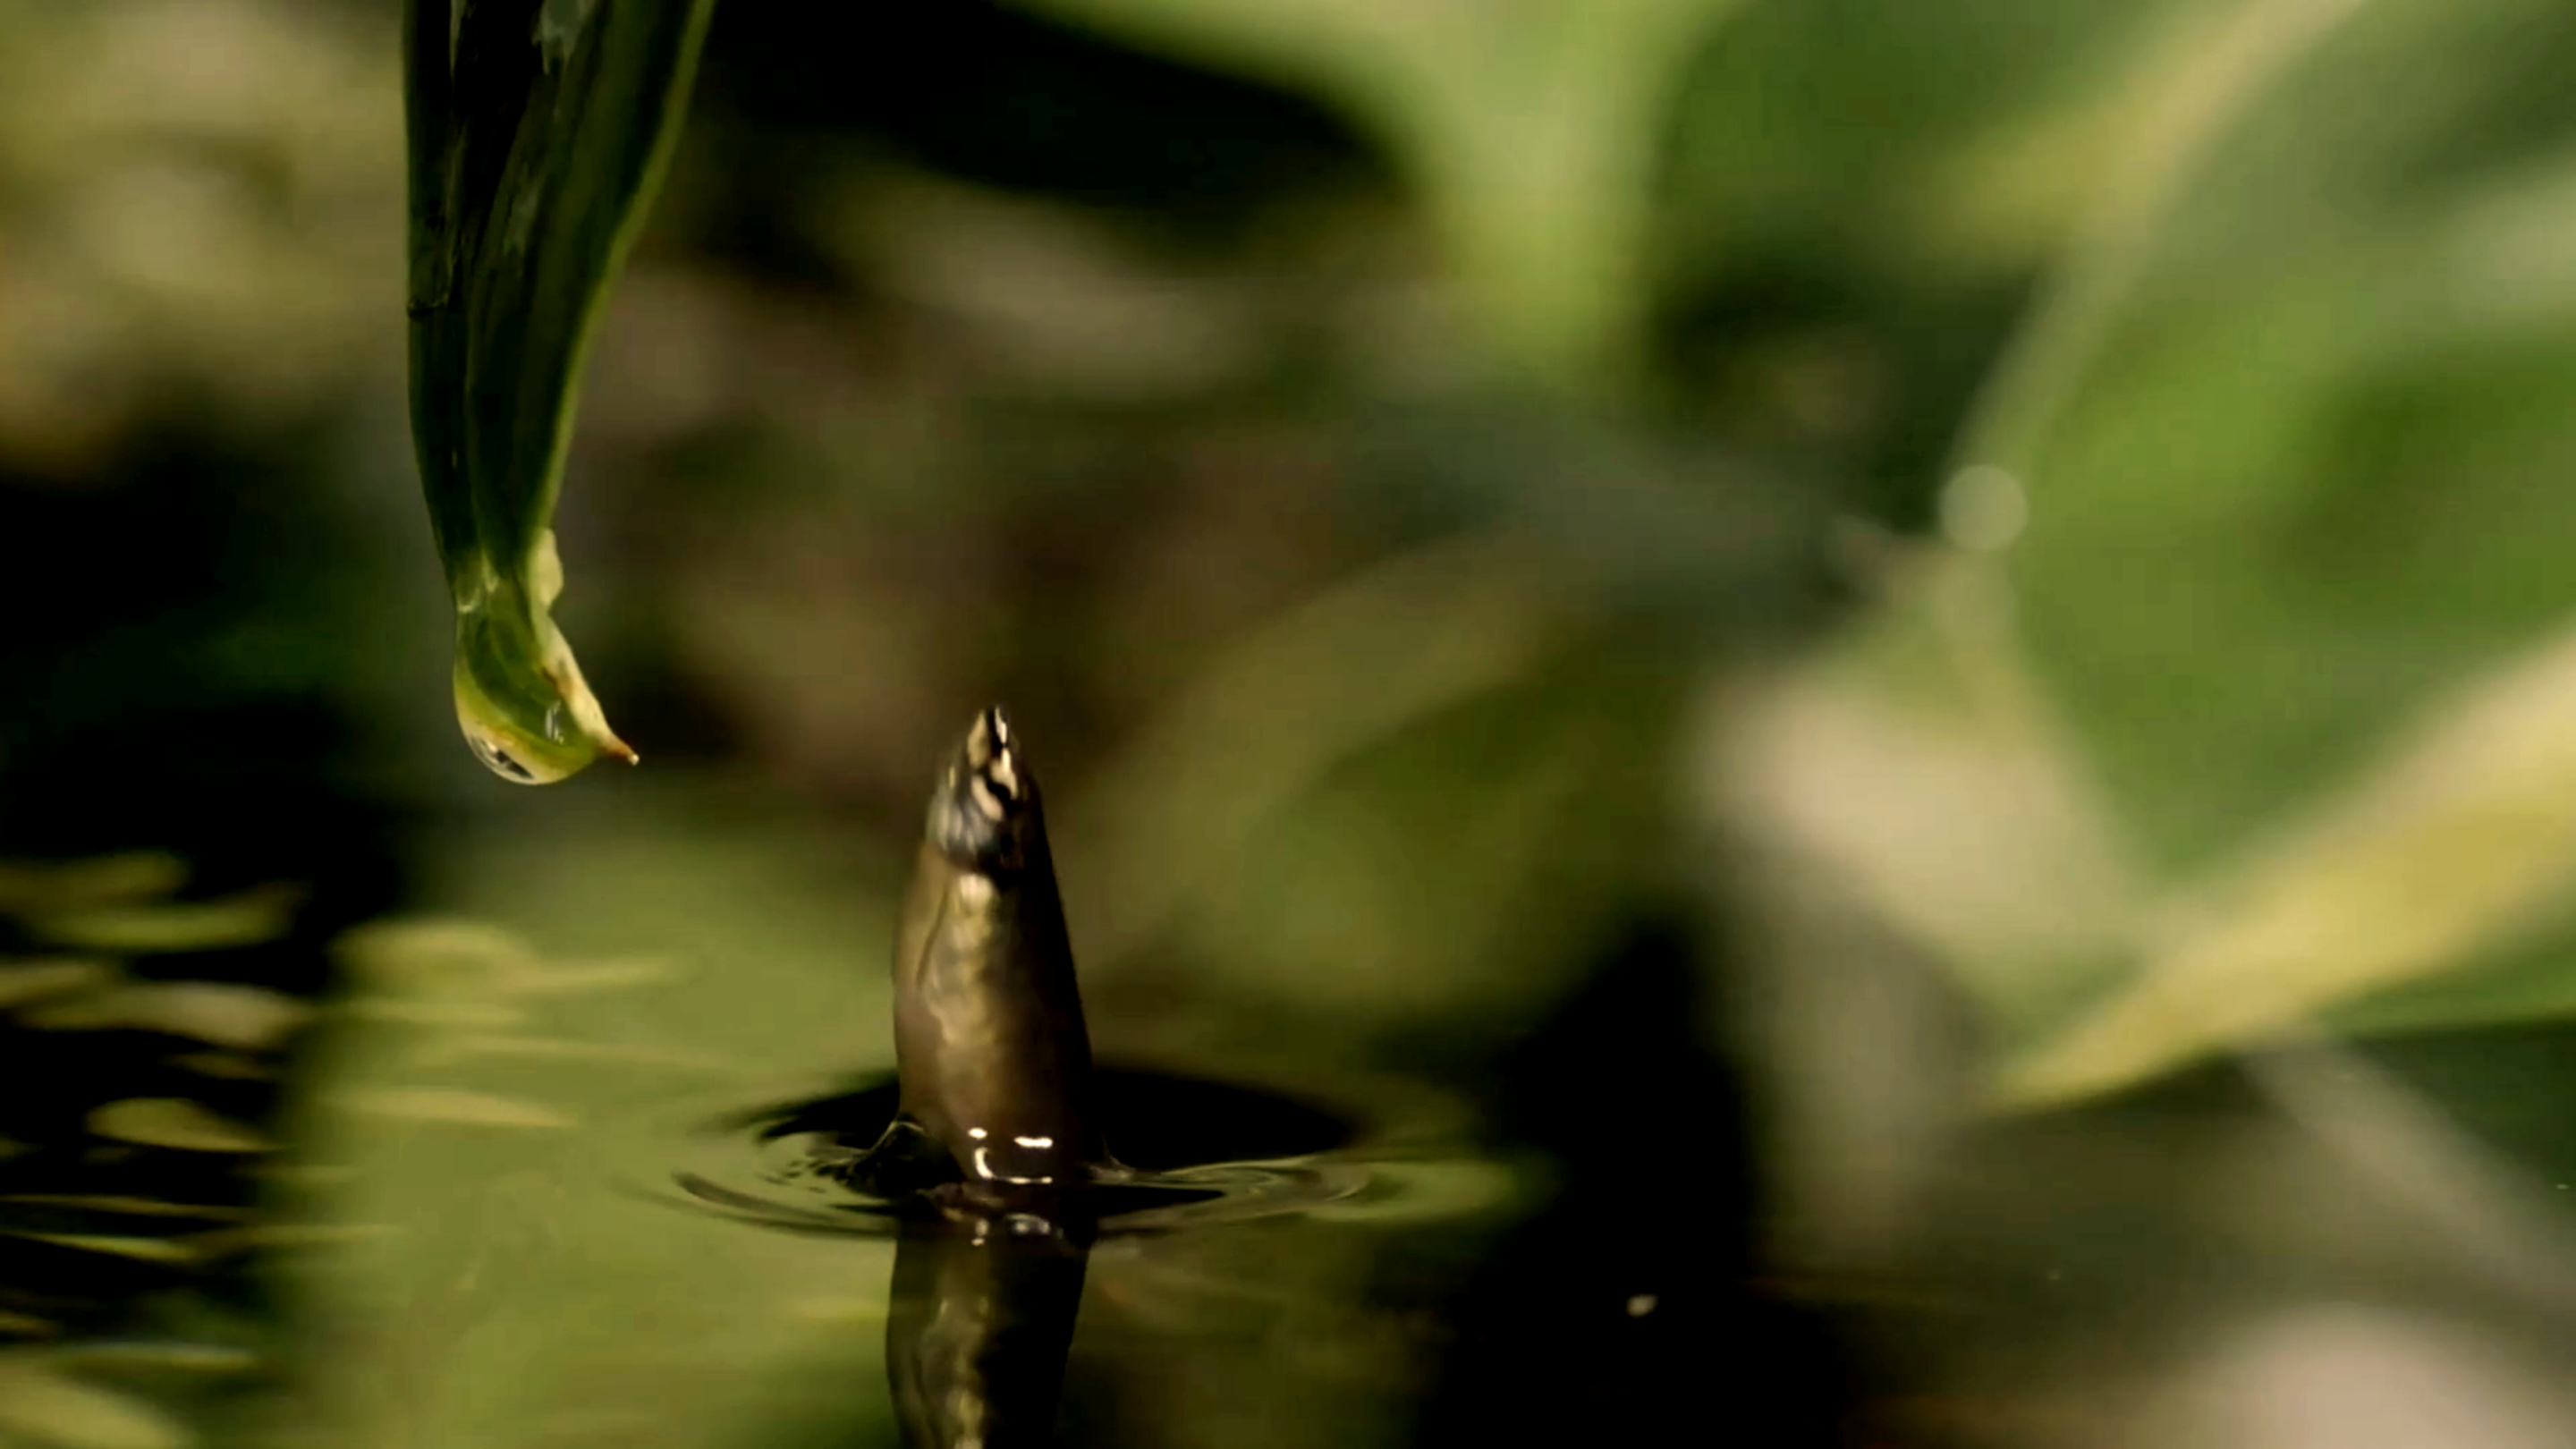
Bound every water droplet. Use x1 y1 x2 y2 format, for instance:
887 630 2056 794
462 728 544 784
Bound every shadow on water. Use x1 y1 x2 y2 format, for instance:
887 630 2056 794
0 768 1858 1449
660 1063 1468 1446
0 436 424 1436
1407 915 1855 1447
668 912 1858 1449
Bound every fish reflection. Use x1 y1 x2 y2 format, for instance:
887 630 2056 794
886 1203 1091 1449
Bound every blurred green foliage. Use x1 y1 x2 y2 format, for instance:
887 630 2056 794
21 0 2576 1443
1710 0 2576 1105
13 0 2576 1385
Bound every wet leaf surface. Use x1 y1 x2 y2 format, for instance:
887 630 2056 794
403 0 713 782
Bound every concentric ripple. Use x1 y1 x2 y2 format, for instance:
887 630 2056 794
641 1065 1517 1237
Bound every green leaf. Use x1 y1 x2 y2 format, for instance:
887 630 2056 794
1996 621 2576 1106
1717 0 2576 1104
1007 0 1746 390
405 0 715 783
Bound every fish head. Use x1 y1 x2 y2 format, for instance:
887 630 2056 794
926 707 1044 872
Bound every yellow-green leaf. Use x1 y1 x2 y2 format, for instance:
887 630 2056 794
404 0 714 782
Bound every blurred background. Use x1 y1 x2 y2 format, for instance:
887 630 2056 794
14 0 2576 1444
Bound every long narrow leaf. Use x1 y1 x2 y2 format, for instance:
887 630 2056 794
405 0 714 783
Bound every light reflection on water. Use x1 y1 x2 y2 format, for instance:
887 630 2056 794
26 805 2576 1449
0 809 1538 1449
251 1060 1519 1449
646 1067 1509 1241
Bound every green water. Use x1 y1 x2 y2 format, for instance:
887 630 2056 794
0 787 1546 1449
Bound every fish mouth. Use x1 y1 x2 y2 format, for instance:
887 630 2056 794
928 707 1042 869
962 707 1027 821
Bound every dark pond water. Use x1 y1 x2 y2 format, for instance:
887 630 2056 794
0 758 1858 1449
22 798 2576 1449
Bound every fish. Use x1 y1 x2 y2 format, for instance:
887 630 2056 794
872 708 1106 1198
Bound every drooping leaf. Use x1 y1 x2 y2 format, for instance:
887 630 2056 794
404 0 715 783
